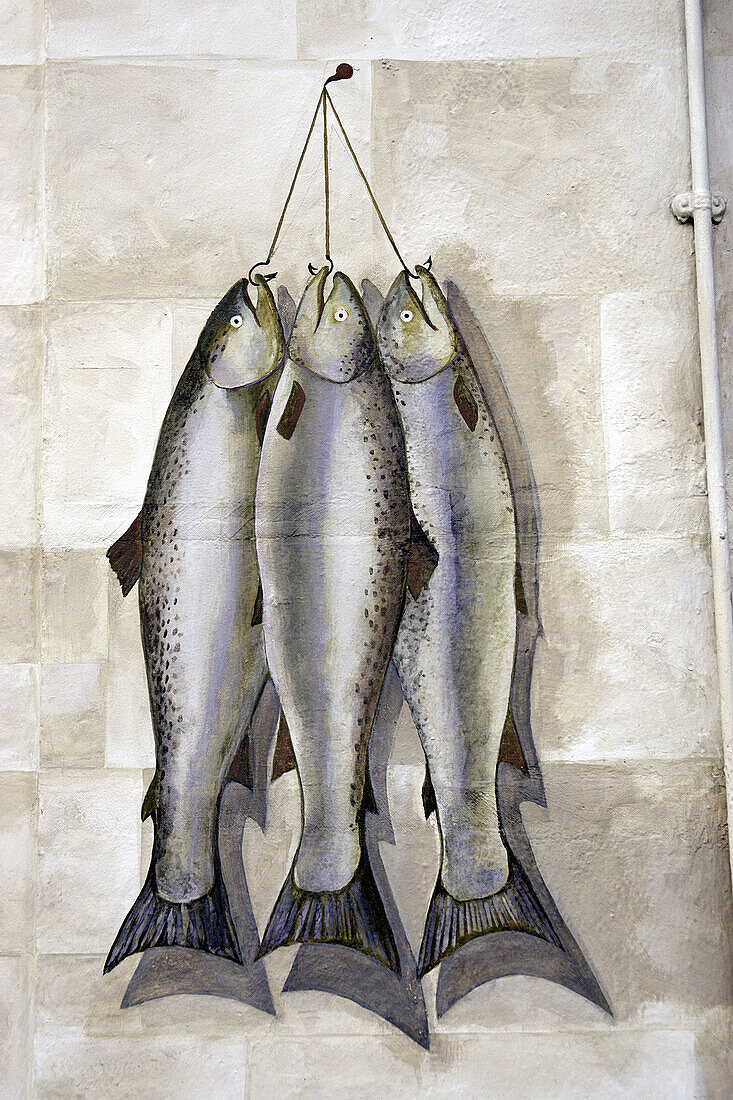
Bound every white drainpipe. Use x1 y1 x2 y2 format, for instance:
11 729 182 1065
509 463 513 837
672 0 732 878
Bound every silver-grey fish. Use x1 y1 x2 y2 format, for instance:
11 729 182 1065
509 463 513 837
377 266 560 976
255 268 411 972
105 275 285 972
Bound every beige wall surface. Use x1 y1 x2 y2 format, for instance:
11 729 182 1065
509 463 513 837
1 0 732 1096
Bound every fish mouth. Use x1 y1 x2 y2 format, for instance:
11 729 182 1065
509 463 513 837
241 278 260 326
307 265 330 332
311 268 358 333
401 270 438 331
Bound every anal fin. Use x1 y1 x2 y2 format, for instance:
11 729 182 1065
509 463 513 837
271 713 297 781
141 774 157 821
498 707 529 774
421 707 527 819
422 765 437 819
226 730 253 789
107 510 143 597
250 582 263 627
515 558 529 617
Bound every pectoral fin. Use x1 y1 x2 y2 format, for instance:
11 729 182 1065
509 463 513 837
255 389 273 446
276 380 306 440
407 513 439 600
453 374 478 432
107 511 143 597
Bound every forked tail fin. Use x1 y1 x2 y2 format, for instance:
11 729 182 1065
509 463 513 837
417 858 562 978
104 857 242 973
257 844 400 975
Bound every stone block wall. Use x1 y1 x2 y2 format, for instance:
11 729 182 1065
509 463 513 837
1 1 731 1095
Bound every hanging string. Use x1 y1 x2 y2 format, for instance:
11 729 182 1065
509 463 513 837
323 90 331 264
249 65 353 282
248 90 323 281
324 87 415 277
250 64 419 282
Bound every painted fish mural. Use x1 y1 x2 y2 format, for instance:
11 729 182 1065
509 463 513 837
254 268 412 972
102 265 608 1035
105 275 285 972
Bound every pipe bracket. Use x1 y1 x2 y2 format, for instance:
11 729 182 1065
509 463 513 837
671 189 727 223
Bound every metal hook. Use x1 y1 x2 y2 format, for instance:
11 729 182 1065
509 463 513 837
248 259 278 283
404 256 433 280
308 254 334 277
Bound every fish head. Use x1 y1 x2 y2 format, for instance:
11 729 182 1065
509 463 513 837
288 267 376 382
200 275 285 389
377 266 460 383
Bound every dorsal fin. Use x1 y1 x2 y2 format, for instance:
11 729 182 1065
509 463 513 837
107 510 143 597
362 756 378 816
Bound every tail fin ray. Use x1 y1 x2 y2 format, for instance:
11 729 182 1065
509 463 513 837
418 859 562 978
258 848 400 975
104 861 242 973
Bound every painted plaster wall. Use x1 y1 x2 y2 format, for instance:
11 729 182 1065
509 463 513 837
0 0 731 1095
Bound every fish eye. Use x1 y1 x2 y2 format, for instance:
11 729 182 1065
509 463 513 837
400 309 413 323
230 315 243 328
334 308 349 322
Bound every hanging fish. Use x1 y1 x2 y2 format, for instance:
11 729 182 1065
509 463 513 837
104 274 286 973
255 267 411 973
376 265 561 977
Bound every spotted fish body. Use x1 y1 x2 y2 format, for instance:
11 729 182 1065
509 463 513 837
255 268 410 972
105 275 285 972
379 267 515 897
377 268 560 975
